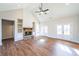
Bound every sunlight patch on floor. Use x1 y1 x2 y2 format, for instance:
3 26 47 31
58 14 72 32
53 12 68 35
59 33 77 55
52 43 73 56
35 39 47 47
73 48 79 55
57 43 72 54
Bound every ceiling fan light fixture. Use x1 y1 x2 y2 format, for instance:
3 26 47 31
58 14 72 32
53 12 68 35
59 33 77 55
44 12 47 14
35 3 49 15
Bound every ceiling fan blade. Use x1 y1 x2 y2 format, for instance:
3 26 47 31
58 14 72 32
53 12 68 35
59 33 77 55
35 11 41 13
43 9 49 12
34 3 49 14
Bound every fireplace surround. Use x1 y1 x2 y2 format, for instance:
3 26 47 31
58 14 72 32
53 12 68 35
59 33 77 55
23 28 32 37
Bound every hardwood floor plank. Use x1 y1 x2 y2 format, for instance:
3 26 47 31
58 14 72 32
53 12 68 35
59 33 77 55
0 36 79 56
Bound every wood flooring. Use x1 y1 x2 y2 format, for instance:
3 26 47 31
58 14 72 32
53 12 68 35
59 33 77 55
0 36 79 56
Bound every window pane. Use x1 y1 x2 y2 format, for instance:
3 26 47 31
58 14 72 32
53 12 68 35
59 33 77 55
44 26 48 34
40 25 48 35
36 23 40 36
64 24 70 35
40 26 44 34
57 25 62 35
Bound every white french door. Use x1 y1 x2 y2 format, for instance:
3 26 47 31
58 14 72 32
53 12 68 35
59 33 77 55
57 24 71 39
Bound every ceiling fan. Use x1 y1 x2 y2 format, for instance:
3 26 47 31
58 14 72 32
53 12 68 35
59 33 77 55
35 3 49 14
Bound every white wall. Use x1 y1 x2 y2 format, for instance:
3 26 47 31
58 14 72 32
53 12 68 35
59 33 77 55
0 9 23 45
23 7 38 28
41 15 79 43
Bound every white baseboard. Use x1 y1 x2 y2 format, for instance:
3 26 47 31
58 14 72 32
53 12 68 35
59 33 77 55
45 34 79 44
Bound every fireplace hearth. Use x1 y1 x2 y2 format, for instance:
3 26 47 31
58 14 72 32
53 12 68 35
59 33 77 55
23 28 32 36
25 31 32 36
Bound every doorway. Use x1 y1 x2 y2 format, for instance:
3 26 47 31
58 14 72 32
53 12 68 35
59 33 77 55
2 19 15 46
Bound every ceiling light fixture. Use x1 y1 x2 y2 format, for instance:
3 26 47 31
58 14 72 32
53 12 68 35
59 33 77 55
35 3 49 15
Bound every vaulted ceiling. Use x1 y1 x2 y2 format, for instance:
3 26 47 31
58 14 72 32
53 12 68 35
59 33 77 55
0 3 79 22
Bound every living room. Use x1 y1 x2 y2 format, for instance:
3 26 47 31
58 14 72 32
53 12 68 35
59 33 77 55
0 3 79 56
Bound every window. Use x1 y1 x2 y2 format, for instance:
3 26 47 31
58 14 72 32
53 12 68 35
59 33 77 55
40 26 44 34
40 25 48 35
44 26 48 34
36 23 40 36
57 24 70 35
64 24 70 35
57 25 62 35
36 24 48 36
